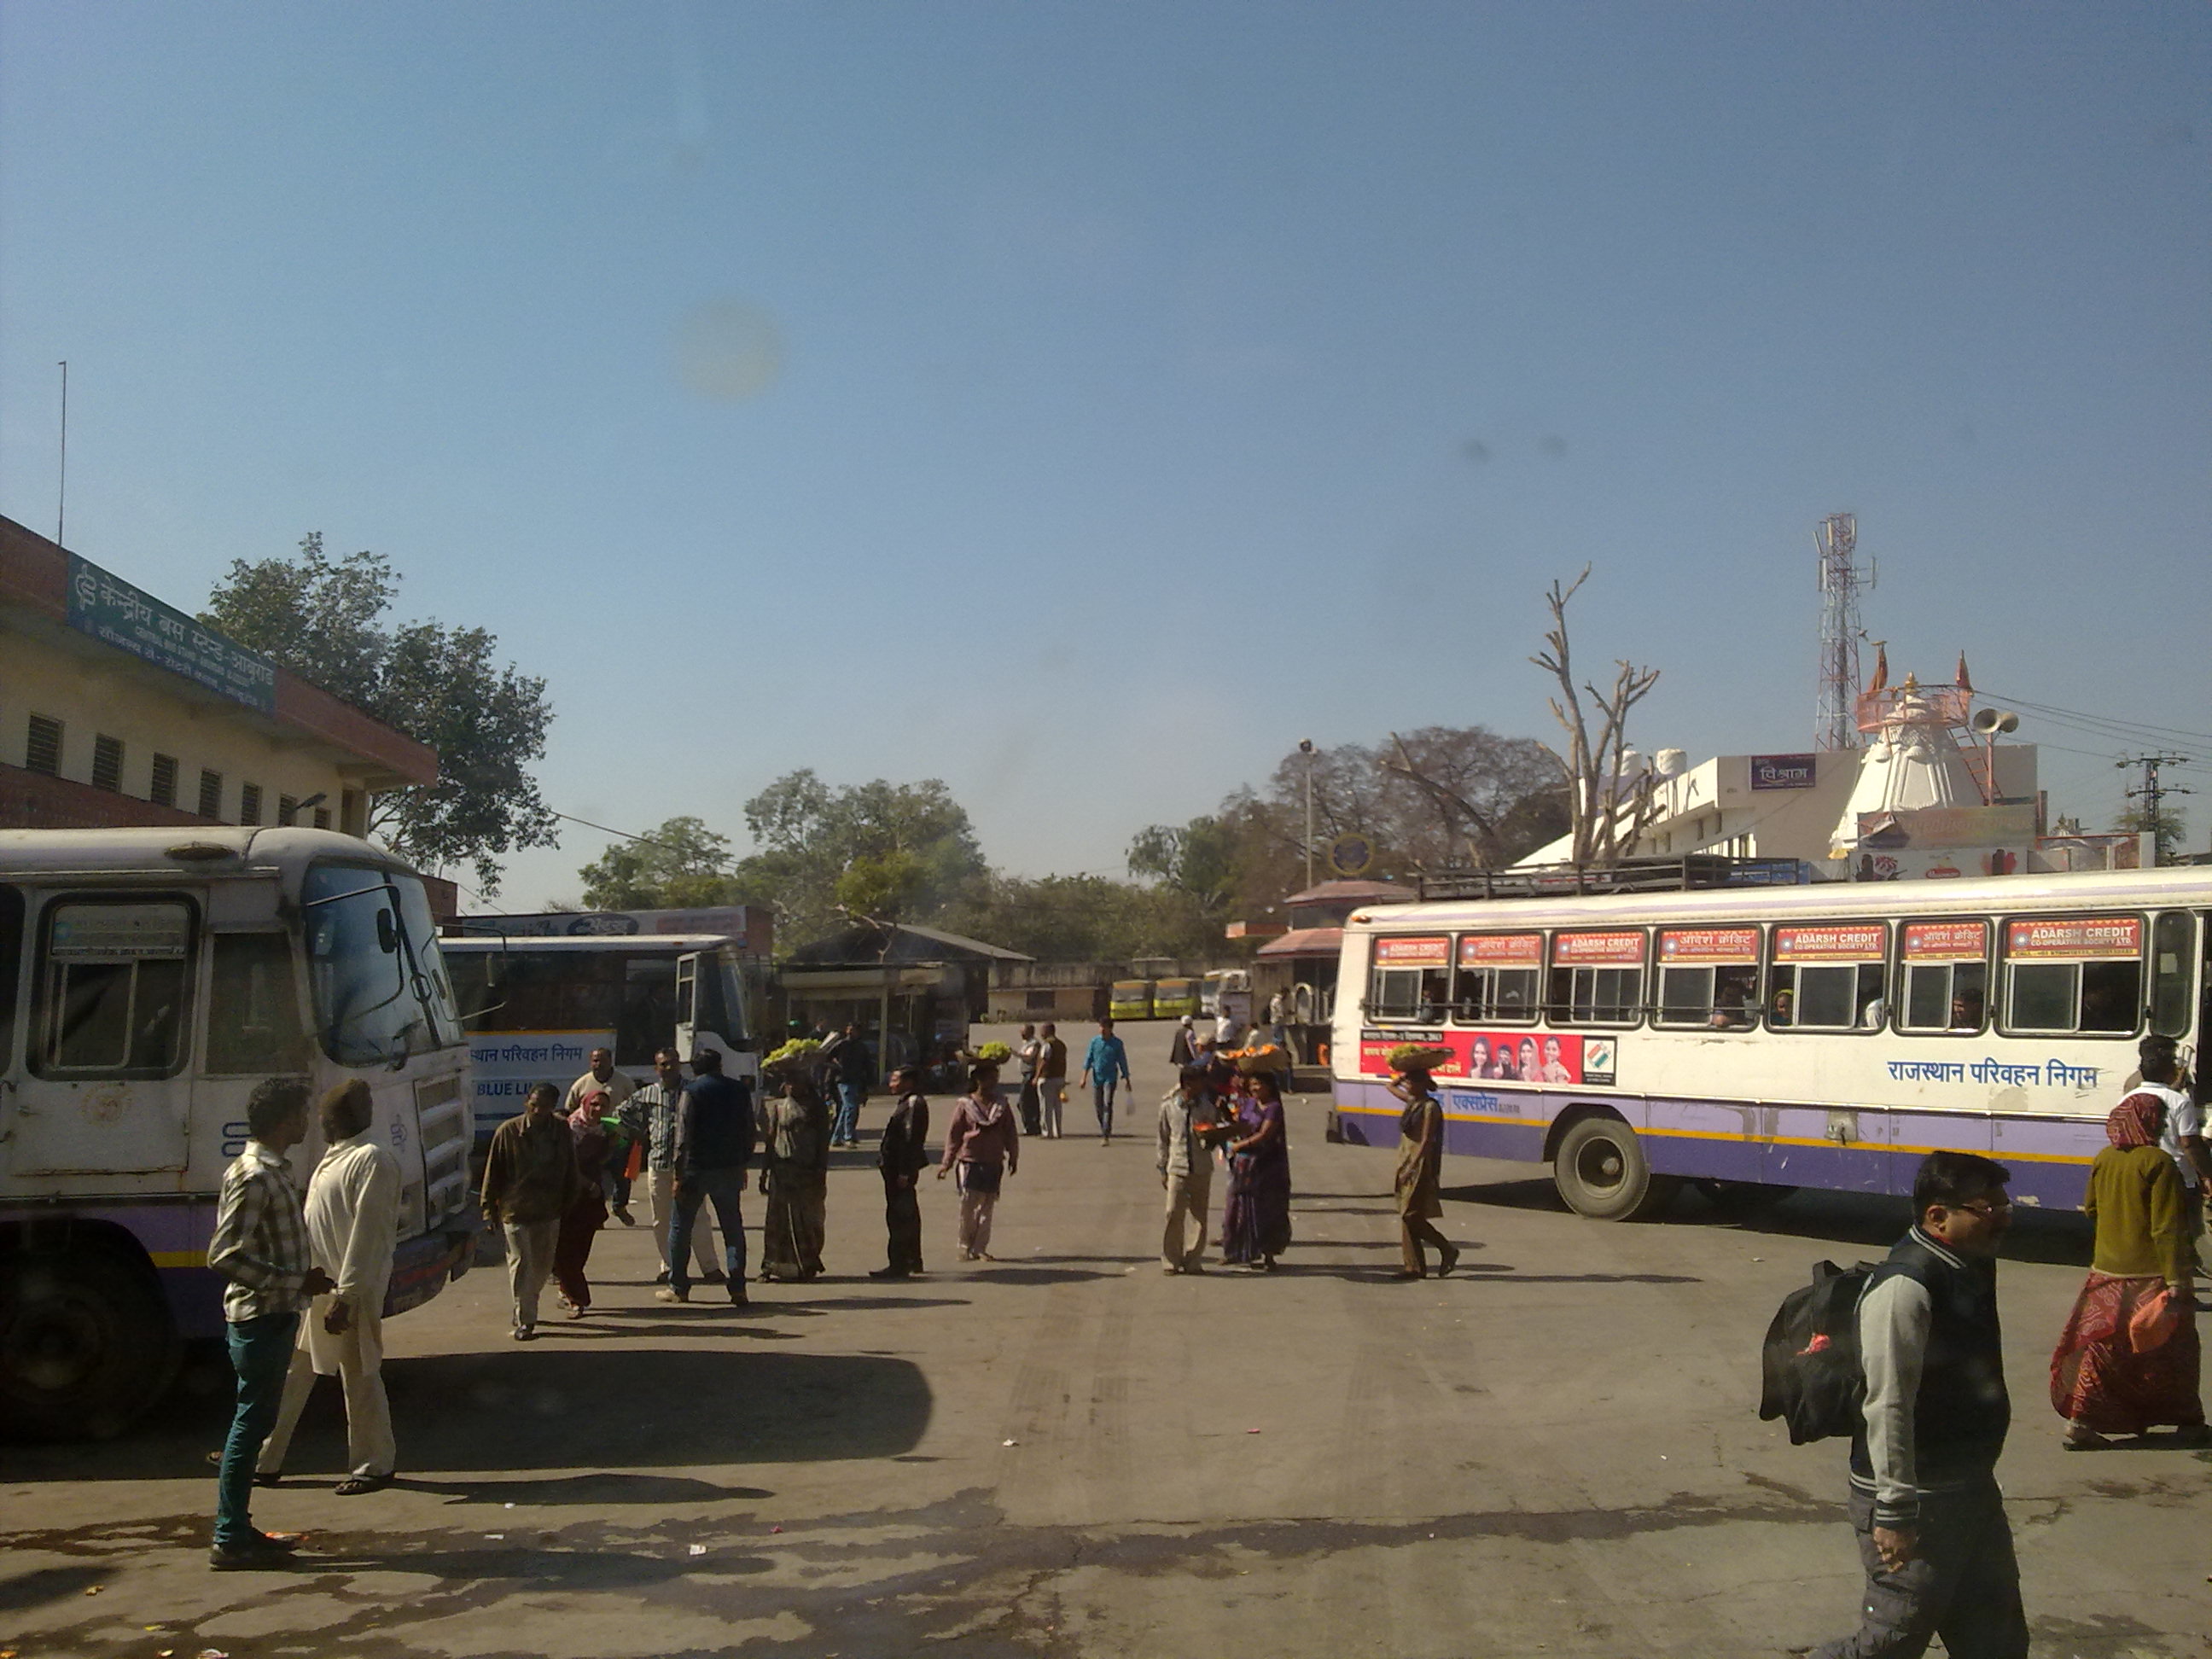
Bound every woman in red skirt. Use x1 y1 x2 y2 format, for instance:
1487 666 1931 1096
2051 1068 2207 1449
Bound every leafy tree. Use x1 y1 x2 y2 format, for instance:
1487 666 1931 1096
204 534 556 894
736 769 987 947
2114 804 2189 865
937 873 1216 962
577 816 759 910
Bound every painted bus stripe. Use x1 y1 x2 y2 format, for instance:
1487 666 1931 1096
149 1251 207 1268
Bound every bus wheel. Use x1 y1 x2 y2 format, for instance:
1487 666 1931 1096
1553 1116 1680 1221
0 1248 180 1441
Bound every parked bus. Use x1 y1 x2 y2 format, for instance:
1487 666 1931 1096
1151 976 1201 1020
440 934 756 1142
1330 859 2205 1220
0 828 475 1439
1108 979 1154 1022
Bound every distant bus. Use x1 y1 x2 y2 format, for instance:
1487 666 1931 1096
1202 968 1252 1027
1108 979 1154 1021
441 934 756 1141
0 829 475 1439
1152 976 1201 1019
1331 861 2206 1220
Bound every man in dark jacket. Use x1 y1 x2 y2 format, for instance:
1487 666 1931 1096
1813 1149 2025 1659
658 1048 757 1307
870 1066 931 1279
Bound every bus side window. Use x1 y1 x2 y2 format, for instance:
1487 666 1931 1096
2151 912 2193 1039
34 897 195 1078
1545 965 1643 1025
1657 965 1756 1028
207 934 311 1074
0 882 21 1069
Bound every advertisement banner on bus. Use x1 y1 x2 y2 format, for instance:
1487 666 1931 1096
1357 1027 1587 1085
1902 921 1990 960
1373 935 1451 966
1773 923 1888 963
1457 933 1544 966
469 1031 605 1136
1656 927 1761 964
2005 917 2141 960
1551 930 1644 965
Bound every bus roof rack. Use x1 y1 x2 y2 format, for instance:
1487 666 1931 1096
1415 855 1812 903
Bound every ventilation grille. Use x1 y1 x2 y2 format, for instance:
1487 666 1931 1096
25 714 61 776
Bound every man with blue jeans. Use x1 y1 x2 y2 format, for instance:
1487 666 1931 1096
824 1023 871 1148
207 1077 332 1569
659 1046 757 1306
1080 1018 1133 1144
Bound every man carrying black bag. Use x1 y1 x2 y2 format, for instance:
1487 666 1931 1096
1809 1149 2026 1659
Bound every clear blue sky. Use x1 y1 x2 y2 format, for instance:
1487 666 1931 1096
4 3 2207 902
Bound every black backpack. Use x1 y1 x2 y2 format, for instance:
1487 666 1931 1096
1758 1260 1877 1444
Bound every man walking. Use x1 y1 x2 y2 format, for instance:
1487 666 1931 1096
1014 1023 1044 1138
824 1022 872 1150
871 1065 931 1278
255 1080 400 1495
480 1082 581 1341
566 1048 638 1224
659 1046 756 1306
1036 1022 1068 1138
2139 1035 2210 1270
1156 1065 1219 1273
633 1049 721 1286
1811 1149 2026 1659
1079 1017 1132 1144
207 1078 333 1569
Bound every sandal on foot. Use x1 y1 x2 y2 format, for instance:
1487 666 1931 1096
334 1473 393 1496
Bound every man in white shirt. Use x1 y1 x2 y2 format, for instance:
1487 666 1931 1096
568 1048 638 1223
2139 1036 2209 1272
256 1079 401 1494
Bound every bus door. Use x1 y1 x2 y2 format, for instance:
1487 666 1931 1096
9 891 197 1175
675 950 753 1080
198 882 315 1187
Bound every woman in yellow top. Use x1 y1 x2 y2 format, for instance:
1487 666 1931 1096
2048 1087 2207 1448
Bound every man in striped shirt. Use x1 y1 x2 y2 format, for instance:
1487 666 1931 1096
207 1077 331 1569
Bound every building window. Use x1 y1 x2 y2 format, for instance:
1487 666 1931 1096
238 783 264 826
149 753 179 807
91 734 125 793
313 806 332 830
278 794 299 826
26 714 63 776
197 769 224 819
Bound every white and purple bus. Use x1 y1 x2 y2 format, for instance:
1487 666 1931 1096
1330 860 2205 1220
0 828 475 1438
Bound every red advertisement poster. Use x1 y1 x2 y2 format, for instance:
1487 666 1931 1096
1358 1029 1585 1084
2005 916 2141 960
1372 935 1451 966
1656 927 1761 965
1458 933 1544 967
1773 923 1888 963
1901 920 1989 961
1551 930 1644 966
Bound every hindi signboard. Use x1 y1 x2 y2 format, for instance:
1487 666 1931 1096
67 556 278 714
1750 754 1818 791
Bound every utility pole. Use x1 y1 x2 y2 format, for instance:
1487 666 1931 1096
1299 739 1316 889
2118 753 2192 864
56 360 68 547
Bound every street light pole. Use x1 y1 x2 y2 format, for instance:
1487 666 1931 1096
1300 738 1316 888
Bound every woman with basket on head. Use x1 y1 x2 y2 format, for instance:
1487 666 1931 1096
1219 1047 1293 1272
2051 1039 2207 1448
939 1045 1020 1261
759 1041 833 1283
1388 1045 1459 1280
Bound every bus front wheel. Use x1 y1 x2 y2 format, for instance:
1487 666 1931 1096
1553 1116 1680 1221
0 1247 180 1441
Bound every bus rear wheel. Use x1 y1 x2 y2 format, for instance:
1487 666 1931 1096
0 1247 179 1441
1553 1116 1680 1221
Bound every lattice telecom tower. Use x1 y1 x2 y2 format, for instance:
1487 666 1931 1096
1814 512 1874 752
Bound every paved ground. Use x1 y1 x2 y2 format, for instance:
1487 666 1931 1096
5 1020 2209 1658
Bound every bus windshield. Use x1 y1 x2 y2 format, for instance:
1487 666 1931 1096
303 861 463 1065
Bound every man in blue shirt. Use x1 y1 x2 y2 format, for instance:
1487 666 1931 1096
1079 1018 1133 1144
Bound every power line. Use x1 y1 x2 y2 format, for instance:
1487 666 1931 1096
1976 687 2212 750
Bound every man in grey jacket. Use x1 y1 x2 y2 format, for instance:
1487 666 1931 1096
1813 1149 2025 1659
1155 1066 1219 1274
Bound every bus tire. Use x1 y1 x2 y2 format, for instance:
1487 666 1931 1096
0 1246 180 1441
1553 1115 1679 1221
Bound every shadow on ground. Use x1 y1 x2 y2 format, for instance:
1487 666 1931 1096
6 1348 931 1482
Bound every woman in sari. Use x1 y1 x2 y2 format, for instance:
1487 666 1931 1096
1388 1057 1459 1280
552 1087 612 1316
759 1073 830 1282
2051 1080 2207 1447
1220 1069 1292 1271
938 1059 1019 1261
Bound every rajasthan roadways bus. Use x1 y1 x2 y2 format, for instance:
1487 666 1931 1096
439 933 757 1142
1330 857 2206 1220
0 828 476 1439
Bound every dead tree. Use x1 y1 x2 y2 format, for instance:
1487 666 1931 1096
1531 567 1662 867
1379 731 1505 869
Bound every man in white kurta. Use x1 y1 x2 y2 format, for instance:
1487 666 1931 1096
256 1080 401 1492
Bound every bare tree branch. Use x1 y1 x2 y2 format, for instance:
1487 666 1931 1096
1530 567 1662 866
